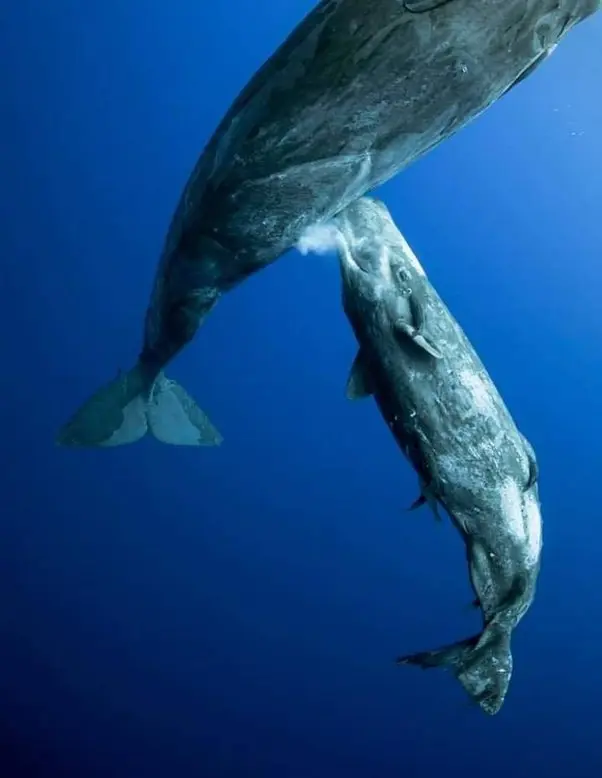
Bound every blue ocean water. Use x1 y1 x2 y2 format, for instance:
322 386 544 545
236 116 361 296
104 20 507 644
2 2 602 776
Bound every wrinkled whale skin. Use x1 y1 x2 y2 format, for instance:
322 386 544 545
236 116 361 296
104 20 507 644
146 0 600 363
335 197 543 714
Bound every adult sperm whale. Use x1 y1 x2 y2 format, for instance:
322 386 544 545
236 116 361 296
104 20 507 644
58 0 600 447
334 197 542 715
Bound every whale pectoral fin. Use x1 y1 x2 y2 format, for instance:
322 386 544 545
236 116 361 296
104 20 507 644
394 318 443 360
407 479 442 522
403 0 456 13
408 494 427 511
394 295 442 359
346 349 374 400
408 291 425 331
520 432 539 490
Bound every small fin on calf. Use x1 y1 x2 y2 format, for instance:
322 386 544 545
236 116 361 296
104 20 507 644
407 479 442 521
408 494 427 511
57 364 221 448
394 320 442 360
391 291 442 359
346 349 374 400
407 493 441 521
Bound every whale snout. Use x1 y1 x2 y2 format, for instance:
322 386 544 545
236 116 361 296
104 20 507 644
335 220 383 278
334 200 394 280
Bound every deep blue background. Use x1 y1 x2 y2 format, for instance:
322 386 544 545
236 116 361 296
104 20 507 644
2 2 602 776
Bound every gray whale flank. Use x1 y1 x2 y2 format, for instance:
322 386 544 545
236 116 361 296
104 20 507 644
335 196 543 715
57 0 599 448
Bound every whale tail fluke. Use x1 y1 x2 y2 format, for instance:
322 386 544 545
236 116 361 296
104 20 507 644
57 364 222 448
396 625 512 715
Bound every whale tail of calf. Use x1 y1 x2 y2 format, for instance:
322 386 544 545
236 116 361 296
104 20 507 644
57 364 222 448
396 625 512 715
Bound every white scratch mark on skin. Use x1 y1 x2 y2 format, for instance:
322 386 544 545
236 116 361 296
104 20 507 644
499 479 542 564
459 369 496 416
379 243 393 283
500 479 524 540
522 488 543 562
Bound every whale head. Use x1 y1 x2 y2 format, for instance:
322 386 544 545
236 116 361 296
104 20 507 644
333 197 427 324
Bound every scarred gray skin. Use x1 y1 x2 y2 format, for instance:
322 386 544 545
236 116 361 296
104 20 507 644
334 197 543 715
58 0 600 449
142 0 600 369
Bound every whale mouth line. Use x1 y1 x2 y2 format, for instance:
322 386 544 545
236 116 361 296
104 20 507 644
338 234 370 275
339 229 380 276
347 249 369 274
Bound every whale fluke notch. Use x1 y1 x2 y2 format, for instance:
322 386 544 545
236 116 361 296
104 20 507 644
57 365 222 448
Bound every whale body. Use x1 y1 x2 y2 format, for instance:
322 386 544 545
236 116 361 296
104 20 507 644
334 196 543 714
58 0 600 447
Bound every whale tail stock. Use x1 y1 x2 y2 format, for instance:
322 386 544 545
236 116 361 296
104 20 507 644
56 363 222 448
396 623 512 715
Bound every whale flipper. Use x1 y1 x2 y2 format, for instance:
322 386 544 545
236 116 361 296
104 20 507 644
346 349 374 400
404 0 456 13
408 492 442 521
57 365 222 447
407 478 442 521
408 494 427 511
394 319 442 359
393 294 442 359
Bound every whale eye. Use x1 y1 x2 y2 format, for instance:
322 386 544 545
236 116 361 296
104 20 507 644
356 245 373 262
353 241 380 269
394 266 412 295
